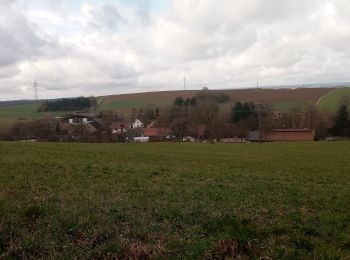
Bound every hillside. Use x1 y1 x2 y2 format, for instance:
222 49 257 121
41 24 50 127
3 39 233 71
318 87 350 112
0 87 344 127
0 103 65 127
99 87 335 113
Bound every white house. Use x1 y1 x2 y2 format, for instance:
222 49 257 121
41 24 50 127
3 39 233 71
66 114 93 125
132 119 144 128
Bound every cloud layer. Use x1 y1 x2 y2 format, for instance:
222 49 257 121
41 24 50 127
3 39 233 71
1 0 350 100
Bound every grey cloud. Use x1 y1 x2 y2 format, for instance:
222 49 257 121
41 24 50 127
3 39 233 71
0 7 47 67
1 0 350 101
86 4 125 30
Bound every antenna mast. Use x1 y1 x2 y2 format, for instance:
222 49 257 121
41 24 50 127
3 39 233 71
34 80 38 101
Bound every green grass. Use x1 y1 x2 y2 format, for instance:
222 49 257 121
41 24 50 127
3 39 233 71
0 103 67 127
272 101 312 111
318 87 350 112
0 103 42 119
1 142 350 258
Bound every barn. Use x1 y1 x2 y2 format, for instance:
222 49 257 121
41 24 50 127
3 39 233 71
266 129 315 142
143 128 170 141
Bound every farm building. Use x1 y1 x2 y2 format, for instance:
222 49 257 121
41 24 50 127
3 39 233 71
88 121 107 133
111 121 131 134
266 129 315 141
144 128 170 141
126 128 144 142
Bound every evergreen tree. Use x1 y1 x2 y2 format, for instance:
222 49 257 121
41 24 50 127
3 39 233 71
232 102 243 123
174 97 184 107
331 104 350 137
231 102 257 124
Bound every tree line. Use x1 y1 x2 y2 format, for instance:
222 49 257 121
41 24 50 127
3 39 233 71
38 97 96 112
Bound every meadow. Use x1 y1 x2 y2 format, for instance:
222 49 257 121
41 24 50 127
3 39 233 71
318 87 350 112
0 103 65 127
1 142 350 259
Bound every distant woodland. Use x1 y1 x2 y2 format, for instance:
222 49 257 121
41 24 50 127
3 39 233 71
38 97 96 112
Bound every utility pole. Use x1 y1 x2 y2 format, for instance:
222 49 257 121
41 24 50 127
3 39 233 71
256 103 263 142
184 76 186 90
34 80 38 101
257 80 259 89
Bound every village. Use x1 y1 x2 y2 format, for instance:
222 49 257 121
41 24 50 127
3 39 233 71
5 87 347 144
55 111 315 143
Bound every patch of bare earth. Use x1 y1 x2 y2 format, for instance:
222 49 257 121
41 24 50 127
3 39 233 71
103 88 335 106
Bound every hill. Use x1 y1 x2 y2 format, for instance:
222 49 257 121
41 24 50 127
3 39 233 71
0 87 344 127
99 87 335 113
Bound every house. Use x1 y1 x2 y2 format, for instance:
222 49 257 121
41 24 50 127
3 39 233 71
88 121 107 133
144 128 170 141
111 121 131 134
126 128 144 142
266 129 315 141
65 114 94 125
132 119 144 128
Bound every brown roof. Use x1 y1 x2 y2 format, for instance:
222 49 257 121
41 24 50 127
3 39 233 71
144 128 170 137
270 129 314 132
111 121 131 129
90 121 107 132
266 129 315 141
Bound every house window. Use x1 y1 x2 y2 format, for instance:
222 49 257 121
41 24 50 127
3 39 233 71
73 118 83 123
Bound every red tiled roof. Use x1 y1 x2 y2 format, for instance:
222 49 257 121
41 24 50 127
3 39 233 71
270 129 314 132
144 128 170 137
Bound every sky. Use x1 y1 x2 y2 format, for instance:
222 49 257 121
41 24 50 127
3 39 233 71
1 0 350 100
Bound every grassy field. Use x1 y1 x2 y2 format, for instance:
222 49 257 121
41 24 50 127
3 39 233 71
1 142 350 258
0 103 67 127
318 87 350 112
272 101 313 111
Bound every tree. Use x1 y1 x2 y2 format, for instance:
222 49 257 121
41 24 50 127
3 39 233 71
137 104 158 126
97 110 121 128
170 117 189 140
173 97 184 107
38 97 95 112
331 104 350 137
189 99 219 142
231 102 257 124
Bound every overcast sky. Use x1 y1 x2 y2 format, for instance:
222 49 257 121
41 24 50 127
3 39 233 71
1 0 350 100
